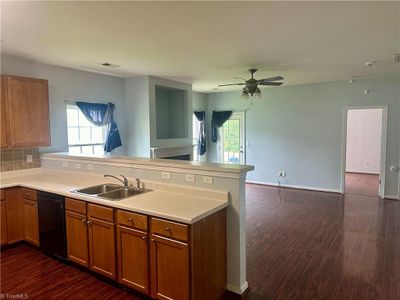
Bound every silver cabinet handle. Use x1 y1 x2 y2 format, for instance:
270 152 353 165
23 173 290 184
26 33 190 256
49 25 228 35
165 227 170 232
81 219 86 223
86 220 91 224
128 217 133 222
141 236 146 240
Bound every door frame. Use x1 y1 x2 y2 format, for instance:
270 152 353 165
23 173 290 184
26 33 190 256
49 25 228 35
219 111 246 164
341 105 388 197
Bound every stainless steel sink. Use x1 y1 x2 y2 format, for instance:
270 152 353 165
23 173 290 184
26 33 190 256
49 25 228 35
74 184 121 195
98 188 148 200
72 184 151 201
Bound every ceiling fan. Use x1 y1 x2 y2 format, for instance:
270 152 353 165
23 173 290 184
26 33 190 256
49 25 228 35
218 68 284 99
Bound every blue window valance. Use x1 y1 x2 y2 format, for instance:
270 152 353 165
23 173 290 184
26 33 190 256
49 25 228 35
76 101 122 153
211 111 232 142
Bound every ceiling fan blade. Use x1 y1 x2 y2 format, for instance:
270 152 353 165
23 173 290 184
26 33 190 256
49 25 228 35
218 83 245 87
233 76 247 81
258 82 283 86
258 76 284 83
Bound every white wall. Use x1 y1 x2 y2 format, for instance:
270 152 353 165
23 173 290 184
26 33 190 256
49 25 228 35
1 55 127 154
207 75 400 197
346 108 382 174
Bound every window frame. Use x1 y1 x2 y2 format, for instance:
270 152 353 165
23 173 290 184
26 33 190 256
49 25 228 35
66 104 106 155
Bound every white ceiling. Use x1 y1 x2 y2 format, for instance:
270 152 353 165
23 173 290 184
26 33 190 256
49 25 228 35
1 1 399 92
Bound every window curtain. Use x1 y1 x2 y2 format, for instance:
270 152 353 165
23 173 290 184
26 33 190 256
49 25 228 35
76 101 122 153
211 111 232 142
194 111 206 155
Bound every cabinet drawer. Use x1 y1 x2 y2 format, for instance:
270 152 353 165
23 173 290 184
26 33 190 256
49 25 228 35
65 198 87 215
88 204 114 222
0 190 4 200
117 210 147 231
151 218 188 242
21 188 37 201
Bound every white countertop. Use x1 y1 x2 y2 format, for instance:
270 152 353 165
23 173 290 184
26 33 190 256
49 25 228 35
0 169 228 224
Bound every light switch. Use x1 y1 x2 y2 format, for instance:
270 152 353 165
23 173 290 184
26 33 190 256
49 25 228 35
26 155 33 163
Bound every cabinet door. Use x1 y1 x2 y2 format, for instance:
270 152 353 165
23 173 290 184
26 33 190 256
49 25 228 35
23 199 39 246
65 210 89 267
5 188 24 244
6 76 50 147
0 76 10 148
117 225 149 294
150 235 189 300
88 217 116 279
1 199 8 245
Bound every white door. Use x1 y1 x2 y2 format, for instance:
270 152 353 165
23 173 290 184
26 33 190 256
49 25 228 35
220 112 245 164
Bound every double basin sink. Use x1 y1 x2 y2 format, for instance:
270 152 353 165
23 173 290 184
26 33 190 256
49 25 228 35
72 184 151 201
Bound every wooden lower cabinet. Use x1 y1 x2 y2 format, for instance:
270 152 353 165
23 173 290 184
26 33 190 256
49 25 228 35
150 235 189 300
117 225 149 294
88 217 116 280
65 210 89 267
4 188 24 244
58 197 226 300
0 191 7 245
23 199 39 246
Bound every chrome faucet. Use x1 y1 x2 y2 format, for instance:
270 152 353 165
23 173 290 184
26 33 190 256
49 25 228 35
135 178 141 190
104 174 129 189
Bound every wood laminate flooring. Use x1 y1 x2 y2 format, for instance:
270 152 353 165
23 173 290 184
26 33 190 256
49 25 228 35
1 184 399 300
345 172 380 197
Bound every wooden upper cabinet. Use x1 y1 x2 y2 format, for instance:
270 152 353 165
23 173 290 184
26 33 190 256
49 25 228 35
23 199 39 246
1 76 10 148
2 75 50 148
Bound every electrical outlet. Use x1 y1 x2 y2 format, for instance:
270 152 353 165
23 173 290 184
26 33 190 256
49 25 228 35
203 176 213 185
26 155 33 163
185 174 195 182
278 171 287 177
62 161 68 168
75 163 81 169
162 172 171 180
87 164 94 170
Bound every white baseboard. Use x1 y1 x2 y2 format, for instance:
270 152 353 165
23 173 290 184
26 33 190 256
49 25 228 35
227 281 249 294
385 195 399 200
246 180 341 194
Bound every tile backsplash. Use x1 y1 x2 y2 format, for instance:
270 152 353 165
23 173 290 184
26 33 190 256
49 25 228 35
0 148 41 172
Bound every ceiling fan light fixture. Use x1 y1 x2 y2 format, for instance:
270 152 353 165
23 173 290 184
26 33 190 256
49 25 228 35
241 88 249 99
254 87 261 98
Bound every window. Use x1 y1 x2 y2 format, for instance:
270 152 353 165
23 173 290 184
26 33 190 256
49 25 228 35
66 104 105 155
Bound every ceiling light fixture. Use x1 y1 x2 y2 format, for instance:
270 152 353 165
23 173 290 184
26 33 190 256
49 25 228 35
365 61 375 67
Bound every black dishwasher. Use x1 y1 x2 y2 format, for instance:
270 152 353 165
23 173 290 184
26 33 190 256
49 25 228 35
37 191 68 260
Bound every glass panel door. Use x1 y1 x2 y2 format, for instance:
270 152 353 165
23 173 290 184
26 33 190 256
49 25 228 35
220 112 245 164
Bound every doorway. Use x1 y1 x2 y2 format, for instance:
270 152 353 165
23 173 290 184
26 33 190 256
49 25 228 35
219 112 246 164
342 107 387 197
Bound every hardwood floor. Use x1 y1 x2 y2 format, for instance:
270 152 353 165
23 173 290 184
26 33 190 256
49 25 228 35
1 184 399 300
345 172 380 197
